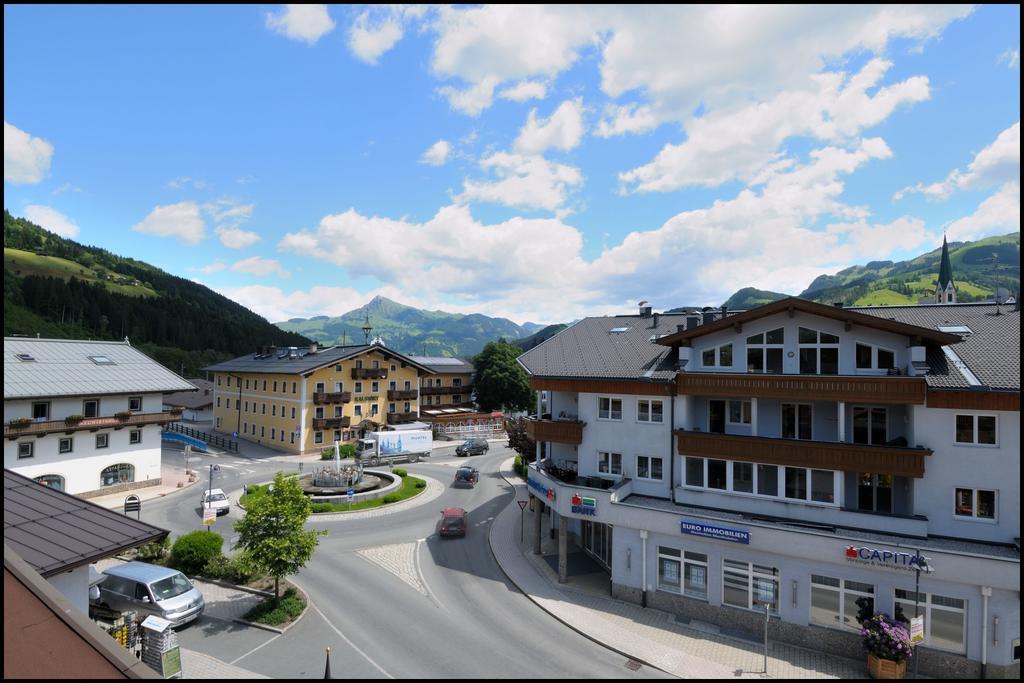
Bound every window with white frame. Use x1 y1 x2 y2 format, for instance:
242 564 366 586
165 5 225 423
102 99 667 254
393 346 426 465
637 399 664 423
954 414 997 445
746 328 784 374
636 455 663 481
728 400 752 425
128 396 142 412
316 382 325 393
855 343 896 371
852 406 888 445
954 488 996 520
355 381 363 393
798 327 840 374
59 437 73 454
657 546 682 593
18 442 34 459
129 430 142 445
702 343 733 368
781 402 813 440
83 399 99 418
598 397 622 420
656 547 708 599
354 404 362 416
894 590 967 654
598 451 622 475
723 560 779 612
810 576 874 632
32 401 50 420
96 433 109 449
684 458 837 504
314 431 323 445
372 381 379 393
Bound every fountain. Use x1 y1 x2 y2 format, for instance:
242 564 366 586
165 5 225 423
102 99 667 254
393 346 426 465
300 441 399 503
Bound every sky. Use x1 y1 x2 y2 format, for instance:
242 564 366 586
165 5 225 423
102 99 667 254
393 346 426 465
3 4 1020 325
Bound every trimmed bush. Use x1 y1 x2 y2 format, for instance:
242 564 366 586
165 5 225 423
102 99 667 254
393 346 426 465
243 587 306 626
135 537 171 564
392 468 408 478
382 493 400 504
204 554 257 584
171 531 224 576
513 455 527 480
414 480 426 489
311 503 333 513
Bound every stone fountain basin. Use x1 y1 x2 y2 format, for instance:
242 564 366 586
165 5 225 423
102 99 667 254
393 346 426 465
298 470 401 505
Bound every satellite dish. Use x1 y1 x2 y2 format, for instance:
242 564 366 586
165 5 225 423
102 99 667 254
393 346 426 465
994 287 1010 304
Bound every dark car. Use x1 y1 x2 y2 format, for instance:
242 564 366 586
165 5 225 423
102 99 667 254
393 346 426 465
453 466 479 488
456 438 489 457
438 507 468 537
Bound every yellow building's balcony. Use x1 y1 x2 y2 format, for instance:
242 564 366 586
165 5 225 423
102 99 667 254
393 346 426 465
313 392 352 405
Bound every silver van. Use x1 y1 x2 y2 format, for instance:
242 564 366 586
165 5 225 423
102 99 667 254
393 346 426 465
94 562 205 627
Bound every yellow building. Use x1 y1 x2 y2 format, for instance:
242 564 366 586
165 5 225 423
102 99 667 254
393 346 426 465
411 356 475 410
205 342 436 454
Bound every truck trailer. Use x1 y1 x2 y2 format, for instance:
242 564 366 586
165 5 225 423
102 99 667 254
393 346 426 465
356 429 432 466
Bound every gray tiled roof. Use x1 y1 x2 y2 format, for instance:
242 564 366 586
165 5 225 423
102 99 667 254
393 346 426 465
162 378 214 409
408 356 474 374
4 338 196 400
851 303 1020 390
3 469 168 578
204 343 437 375
518 314 688 382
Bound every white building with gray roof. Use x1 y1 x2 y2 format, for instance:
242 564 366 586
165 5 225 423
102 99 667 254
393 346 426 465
4 337 195 497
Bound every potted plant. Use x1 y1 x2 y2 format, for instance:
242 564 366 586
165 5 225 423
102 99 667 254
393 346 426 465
9 417 33 429
859 612 913 679
64 414 84 425
114 410 132 421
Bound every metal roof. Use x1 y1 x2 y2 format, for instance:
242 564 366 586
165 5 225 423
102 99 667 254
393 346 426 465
408 356 474 374
4 338 196 400
204 343 437 375
3 470 169 578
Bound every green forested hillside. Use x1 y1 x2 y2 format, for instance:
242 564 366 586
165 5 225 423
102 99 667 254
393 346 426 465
276 295 543 358
3 211 311 376
721 287 790 310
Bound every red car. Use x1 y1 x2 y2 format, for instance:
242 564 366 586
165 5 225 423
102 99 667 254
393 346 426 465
438 507 468 537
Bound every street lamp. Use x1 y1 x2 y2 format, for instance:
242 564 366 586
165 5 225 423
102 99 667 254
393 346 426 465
206 464 220 531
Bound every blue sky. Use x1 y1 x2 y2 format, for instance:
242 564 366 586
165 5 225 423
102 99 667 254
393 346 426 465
4 5 1019 325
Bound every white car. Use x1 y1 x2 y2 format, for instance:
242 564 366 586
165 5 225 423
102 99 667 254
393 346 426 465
201 488 231 516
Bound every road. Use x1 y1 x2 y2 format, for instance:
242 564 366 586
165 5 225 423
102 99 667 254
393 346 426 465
139 442 674 679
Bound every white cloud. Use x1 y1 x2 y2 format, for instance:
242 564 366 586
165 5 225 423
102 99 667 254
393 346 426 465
457 152 583 212
132 202 206 245
23 205 79 238
420 139 451 166
514 99 585 155
52 182 82 195
266 4 335 45
167 176 207 190
437 76 500 117
349 7 403 64
895 122 1020 200
498 80 548 102
203 199 254 226
215 226 262 249
595 103 661 138
997 47 1019 69
230 256 290 278
195 261 227 274
945 183 1020 242
4 121 54 185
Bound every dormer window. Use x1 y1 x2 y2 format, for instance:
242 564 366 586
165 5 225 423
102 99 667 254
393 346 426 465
746 328 784 374
798 328 839 375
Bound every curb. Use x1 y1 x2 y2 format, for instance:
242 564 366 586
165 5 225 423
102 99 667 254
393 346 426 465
229 579 311 635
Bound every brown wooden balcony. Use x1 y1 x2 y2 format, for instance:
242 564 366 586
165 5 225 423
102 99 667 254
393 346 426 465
420 384 472 396
676 373 927 405
387 389 419 401
387 412 418 425
352 367 388 380
312 416 351 430
674 430 931 478
525 418 585 445
313 391 352 405
5 412 180 439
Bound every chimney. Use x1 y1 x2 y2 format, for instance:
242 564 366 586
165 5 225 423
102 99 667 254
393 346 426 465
638 302 652 318
721 305 728 318
309 342 319 354
651 312 660 328
702 307 717 323
685 315 701 330
833 301 844 308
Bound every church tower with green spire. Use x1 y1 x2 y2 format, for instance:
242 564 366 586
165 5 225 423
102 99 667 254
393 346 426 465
935 234 957 304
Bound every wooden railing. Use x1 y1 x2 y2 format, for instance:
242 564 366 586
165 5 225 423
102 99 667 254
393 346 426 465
312 416 351 430
352 368 388 380
525 418 585 445
387 412 418 425
675 430 931 478
5 412 179 439
387 389 419 401
420 385 472 396
676 373 927 404
313 391 352 405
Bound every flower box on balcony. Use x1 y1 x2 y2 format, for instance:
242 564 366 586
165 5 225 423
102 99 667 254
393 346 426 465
64 415 84 425
9 418 32 429
114 411 132 421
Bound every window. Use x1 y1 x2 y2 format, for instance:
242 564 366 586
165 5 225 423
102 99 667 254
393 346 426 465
757 464 778 496
260 426 265 438
723 560 779 612
707 459 727 489
389 403 396 413
333 430 341 442
272 405 277 416
271 428 276 440
370 404 379 416
59 438 73 454
218 376 222 386
785 467 806 499
895 590 966 654
404 402 411 413
291 407 296 419
598 397 622 420
88 355 115 365
245 379 250 389
32 402 50 420
404 380 411 390
857 473 893 513
637 399 664 423
244 401 249 413
389 381 397 390
354 405 362 416
262 380 267 391
372 381 379 393
18 442 34 459
657 547 708 600
746 328 784 373
955 414 997 445
728 400 752 425
336 382 344 392
686 457 704 486
810 469 835 503
273 381 278 392
733 462 754 493
391 364 397 372
217 397 221 408
129 430 142 445
702 343 733 367
261 403 266 415
598 451 622 475
856 343 896 371
316 382 325 393
34 475 65 491
216 417 222 428
372 360 379 369
334 406 343 417
292 382 297 394
355 382 363 394
782 403 812 440
811 576 874 632
101 464 135 487
657 546 681 593
954 488 996 520
96 433 109 449
83 399 99 418
853 406 888 445
799 327 839 374
636 455 663 481
314 431 324 445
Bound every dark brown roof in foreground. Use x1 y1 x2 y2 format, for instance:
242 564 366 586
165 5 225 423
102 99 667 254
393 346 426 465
3 470 168 578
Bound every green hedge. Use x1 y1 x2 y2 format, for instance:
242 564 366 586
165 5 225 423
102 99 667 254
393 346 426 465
203 554 257 584
243 587 306 626
513 455 527 480
171 531 223 576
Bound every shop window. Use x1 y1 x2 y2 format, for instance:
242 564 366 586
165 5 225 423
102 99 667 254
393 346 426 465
811 576 874 632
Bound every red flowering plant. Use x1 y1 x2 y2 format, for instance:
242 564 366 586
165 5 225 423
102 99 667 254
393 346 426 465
860 612 913 663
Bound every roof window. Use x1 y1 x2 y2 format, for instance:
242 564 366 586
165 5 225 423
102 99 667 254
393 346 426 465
89 355 116 365
15 353 35 362
609 327 630 334
938 325 972 335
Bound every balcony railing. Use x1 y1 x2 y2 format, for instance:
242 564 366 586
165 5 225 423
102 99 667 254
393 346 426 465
312 416 351 430
525 417 585 445
675 429 931 478
676 373 927 404
387 389 419 401
387 412 418 425
313 391 352 405
420 384 472 396
5 412 179 439
352 367 388 380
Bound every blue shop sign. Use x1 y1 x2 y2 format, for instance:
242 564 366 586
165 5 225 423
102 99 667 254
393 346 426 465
680 520 750 544
527 477 555 502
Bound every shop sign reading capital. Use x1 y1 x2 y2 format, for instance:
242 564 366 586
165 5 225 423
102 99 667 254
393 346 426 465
844 545 934 573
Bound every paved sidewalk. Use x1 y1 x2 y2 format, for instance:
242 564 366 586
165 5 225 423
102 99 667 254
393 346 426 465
489 458 870 680
182 648 269 679
88 461 200 510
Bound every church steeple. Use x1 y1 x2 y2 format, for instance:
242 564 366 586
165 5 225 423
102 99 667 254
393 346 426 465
935 234 957 304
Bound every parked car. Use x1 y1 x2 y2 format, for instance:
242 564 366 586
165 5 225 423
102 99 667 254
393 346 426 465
455 438 489 457
437 507 468 537
453 466 479 488
92 562 205 627
201 488 231 516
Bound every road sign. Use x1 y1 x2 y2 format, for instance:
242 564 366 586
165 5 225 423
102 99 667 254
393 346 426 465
517 500 528 510
347 489 354 498
232 431 239 438
203 509 217 526
910 616 925 644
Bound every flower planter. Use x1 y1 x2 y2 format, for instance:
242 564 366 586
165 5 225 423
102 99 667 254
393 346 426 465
868 654 907 679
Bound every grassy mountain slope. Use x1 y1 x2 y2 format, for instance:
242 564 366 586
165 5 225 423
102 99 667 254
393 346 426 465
511 323 570 352
721 287 790 309
3 210 310 376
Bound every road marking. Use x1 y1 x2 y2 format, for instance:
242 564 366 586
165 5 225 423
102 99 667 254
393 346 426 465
415 539 445 611
229 630 283 666
304 597 394 679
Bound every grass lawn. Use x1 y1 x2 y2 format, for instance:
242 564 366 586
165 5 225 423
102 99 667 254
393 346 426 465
239 473 427 513
243 584 306 627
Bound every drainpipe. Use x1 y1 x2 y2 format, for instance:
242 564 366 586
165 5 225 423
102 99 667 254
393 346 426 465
670 389 677 504
535 390 542 466
981 586 991 679
640 529 648 608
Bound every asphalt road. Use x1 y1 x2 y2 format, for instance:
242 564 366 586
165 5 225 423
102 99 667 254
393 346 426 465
140 443 674 679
